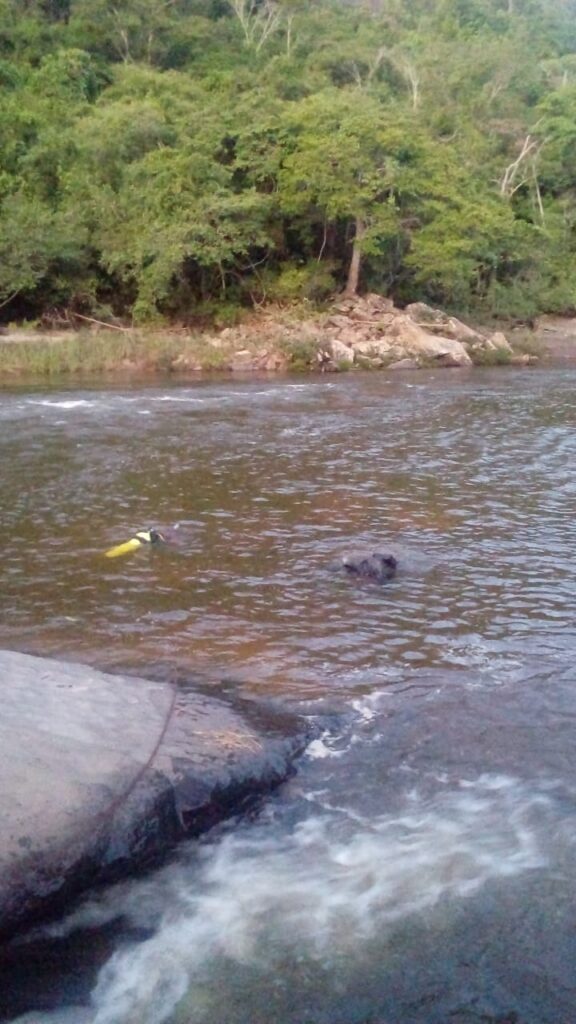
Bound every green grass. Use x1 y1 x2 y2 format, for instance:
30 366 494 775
277 336 321 372
468 344 513 367
0 329 241 380
507 328 545 358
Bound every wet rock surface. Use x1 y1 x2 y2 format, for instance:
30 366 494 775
0 650 308 940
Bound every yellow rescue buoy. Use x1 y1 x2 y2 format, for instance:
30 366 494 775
104 529 164 559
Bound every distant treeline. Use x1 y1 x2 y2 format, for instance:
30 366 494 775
2 0 576 326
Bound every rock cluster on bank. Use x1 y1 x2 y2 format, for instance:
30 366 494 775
177 293 532 373
319 295 516 369
0 293 540 377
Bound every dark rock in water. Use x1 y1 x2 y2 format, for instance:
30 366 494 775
0 650 309 941
340 551 398 583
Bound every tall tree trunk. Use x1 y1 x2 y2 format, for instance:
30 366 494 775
343 217 365 296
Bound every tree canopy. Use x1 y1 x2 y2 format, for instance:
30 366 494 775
2 0 576 324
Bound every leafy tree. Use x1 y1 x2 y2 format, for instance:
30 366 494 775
2 0 576 322
90 118 274 318
278 89 441 295
0 191 89 308
405 192 537 308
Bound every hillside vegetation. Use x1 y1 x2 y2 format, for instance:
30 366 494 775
2 0 576 328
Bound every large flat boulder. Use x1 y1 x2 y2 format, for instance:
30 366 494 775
0 650 308 940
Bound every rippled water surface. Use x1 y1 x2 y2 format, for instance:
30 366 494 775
3 368 576 1024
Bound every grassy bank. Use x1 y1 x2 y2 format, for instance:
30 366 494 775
0 306 547 383
0 327 274 379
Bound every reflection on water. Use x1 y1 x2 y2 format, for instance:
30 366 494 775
3 368 576 1023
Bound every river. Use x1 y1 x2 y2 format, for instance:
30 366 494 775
2 367 576 1024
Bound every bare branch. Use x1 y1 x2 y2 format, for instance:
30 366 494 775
285 12 294 56
366 46 420 108
402 60 420 110
0 289 20 311
0 286 20 309
71 312 131 332
317 220 328 263
366 46 387 83
255 1 283 52
227 0 283 51
532 161 545 225
500 135 539 196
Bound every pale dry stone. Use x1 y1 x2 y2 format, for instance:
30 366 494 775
326 326 363 348
363 292 395 311
326 314 353 329
389 357 420 369
264 352 289 371
330 339 356 363
353 339 393 358
446 317 487 344
488 331 513 353
389 317 473 366
406 302 486 345
405 301 450 326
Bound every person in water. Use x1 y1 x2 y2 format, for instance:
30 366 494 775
340 551 398 583
104 528 167 559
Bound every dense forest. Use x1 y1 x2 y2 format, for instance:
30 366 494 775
2 0 576 327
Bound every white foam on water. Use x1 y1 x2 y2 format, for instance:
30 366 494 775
21 774 553 1024
27 399 95 410
305 736 344 760
350 691 386 722
149 396 206 403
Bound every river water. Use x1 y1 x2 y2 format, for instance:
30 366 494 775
2 367 576 1024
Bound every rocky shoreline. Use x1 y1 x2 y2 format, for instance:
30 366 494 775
0 293 568 378
169 294 539 373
